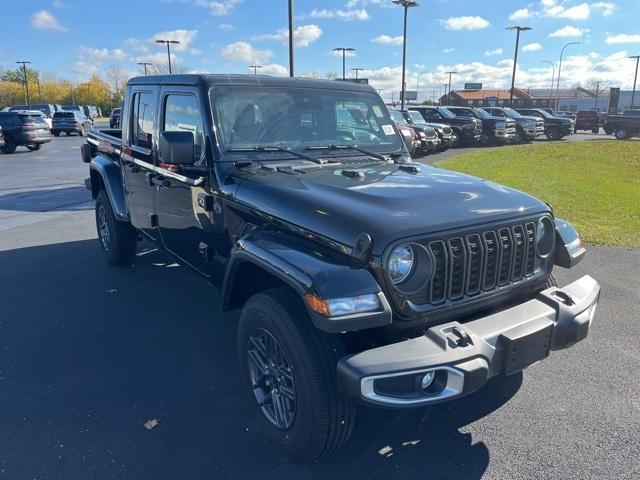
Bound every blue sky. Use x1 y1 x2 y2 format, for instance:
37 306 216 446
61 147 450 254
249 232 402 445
1 0 639 101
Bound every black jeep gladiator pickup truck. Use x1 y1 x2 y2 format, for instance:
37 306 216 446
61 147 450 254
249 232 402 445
604 110 640 139
83 74 600 463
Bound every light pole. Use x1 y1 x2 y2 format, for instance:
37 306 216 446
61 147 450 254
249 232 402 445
541 60 555 109
393 0 419 110
68 82 75 105
351 67 364 79
333 47 355 81
16 61 31 106
137 62 152 75
416 71 428 103
445 71 457 104
288 0 294 77
555 41 580 111
593 80 601 111
250 65 262 75
155 39 180 74
506 26 531 107
629 55 640 110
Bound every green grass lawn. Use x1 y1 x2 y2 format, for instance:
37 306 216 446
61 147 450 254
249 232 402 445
436 140 640 248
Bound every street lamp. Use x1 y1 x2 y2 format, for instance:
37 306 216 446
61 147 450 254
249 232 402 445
445 71 457 103
333 47 355 81
541 60 555 109
249 65 262 75
351 67 364 79
506 26 532 107
629 55 640 110
15 61 32 106
155 39 180 74
393 0 419 110
137 62 152 76
555 41 580 111
288 0 294 77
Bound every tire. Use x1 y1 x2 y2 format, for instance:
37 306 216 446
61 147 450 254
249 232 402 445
591 127 599 134
614 128 628 140
79 127 85 137
604 127 614 135
27 144 41 151
1 137 16 154
514 129 525 144
479 132 492 147
237 288 355 463
53 131 60 137
546 127 562 141
543 274 558 289
95 190 137 266
452 132 462 148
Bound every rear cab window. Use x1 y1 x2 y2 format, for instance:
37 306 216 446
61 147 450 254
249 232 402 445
129 90 158 151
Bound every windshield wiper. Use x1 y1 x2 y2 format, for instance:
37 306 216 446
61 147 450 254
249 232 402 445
305 144 391 162
226 146 327 164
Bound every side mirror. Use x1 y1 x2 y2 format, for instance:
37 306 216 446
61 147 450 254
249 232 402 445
159 131 195 165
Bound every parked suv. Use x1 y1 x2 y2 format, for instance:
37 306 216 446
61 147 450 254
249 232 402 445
481 107 543 143
400 109 455 150
51 111 93 136
83 74 599 463
515 108 573 140
10 103 56 120
447 106 516 146
574 111 600 133
109 107 121 128
0 111 52 153
388 109 431 156
409 106 481 146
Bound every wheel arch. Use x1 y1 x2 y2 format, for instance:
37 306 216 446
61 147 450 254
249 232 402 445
88 155 129 221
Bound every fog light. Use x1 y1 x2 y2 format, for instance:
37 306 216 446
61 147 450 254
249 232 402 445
420 371 435 391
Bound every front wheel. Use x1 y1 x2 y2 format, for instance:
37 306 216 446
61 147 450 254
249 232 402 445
237 288 355 463
546 127 562 141
27 144 41 151
614 128 628 140
479 132 492 147
1 138 17 154
95 190 137 266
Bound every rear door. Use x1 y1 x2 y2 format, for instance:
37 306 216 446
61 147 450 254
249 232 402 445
120 86 160 240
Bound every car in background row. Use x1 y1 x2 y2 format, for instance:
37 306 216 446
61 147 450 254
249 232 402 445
446 106 516 146
555 111 577 121
387 110 421 157
60 105 94 123
480 107 543 143
0 125 4 149
109 108 121 128
51 111 93 137
409 106 482 146
389 109 439 156
515 108 574 140
574 111 600 133
401 109 456 150
9 103 56 119
604 110 640 139
0 111 51 153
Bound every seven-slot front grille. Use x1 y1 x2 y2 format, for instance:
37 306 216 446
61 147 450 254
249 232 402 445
407 220 541 306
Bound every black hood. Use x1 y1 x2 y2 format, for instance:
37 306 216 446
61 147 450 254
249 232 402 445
233 161 548 256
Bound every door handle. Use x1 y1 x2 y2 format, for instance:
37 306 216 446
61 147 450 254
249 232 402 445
151 176 171 188
125 163 140 174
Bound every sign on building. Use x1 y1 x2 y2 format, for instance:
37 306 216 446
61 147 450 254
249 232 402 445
401 90 417 101
464 83 482 90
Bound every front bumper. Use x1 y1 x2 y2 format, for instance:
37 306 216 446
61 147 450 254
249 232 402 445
338 275 599 407
494 128 516 142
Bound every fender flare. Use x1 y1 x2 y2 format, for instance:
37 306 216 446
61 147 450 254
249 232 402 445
89 155 129 221
222 230 392 333
554 218 585 269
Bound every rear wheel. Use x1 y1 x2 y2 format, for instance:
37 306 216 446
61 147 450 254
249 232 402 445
614 128 628 140
591 127 599 134
52 131 60 137
26 144 40 151
237 288 355 463
95 190 137 266
1 137 16 154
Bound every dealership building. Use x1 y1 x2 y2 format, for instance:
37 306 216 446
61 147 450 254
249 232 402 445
441 87 637 113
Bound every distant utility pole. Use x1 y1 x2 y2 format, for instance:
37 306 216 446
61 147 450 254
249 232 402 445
137 62 152 75
249 65 262 75
445 72 457 103
155 39 180 74
593 80 601 110
506 26 532 106
351 67 364 79
16 61 32 106
288 0 294 77
630 55 640 110
333 47 355 81
69 82 75 105
555 41 580 111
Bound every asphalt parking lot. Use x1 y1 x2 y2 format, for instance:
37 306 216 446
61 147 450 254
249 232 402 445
1 131 639 479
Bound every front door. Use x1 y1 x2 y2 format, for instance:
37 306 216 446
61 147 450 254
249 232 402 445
154 87 217 277
120 87 159 240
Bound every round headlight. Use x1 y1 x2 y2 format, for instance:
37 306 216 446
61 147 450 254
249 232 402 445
388 244 414 284
536 217 554 257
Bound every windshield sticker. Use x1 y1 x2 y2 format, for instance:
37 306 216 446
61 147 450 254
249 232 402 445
382 124 395 136
373 105 384 117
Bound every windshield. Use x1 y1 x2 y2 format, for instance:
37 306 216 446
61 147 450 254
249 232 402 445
54 112 75 118
536 109 554 118
406 110 426 124
472 108 491 119
389 110 406 124
211 86 403 155
450 108 476 118
437 107 456 119
502 108 523 118
20 114 46 124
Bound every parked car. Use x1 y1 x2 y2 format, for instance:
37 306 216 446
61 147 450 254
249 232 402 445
388 109 426 157
515 108 574 140
0 111 52 153
409 106 482 146
480 107 543 143
392 110 440 155
8 108 52 130
60 105 85 116
447 106 516 146
603 110 640 139
86 105 99 120
82 74 600 463
0 125 4 149
555 111 577 121
10 103 56 120
400 109 455 151
96 107 103 118
109 107 121 128
574 111 600 133
51 111 93 136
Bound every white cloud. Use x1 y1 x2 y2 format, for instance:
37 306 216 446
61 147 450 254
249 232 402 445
304 8 370 21
441 16 490 31
444 48 455 53
152 29 198 52
260 64 288 76
253 24 322 48
76 46 128 62
509 8 531 20
30 10 67 31
549 25 588 37
371 35 403 46
522 42 543 52
606 33 640 44
221 41 273 64
485 48 503 56
218 23 234 31
331 49 356 58
551 3 591 20
196 0 241 16
52 0 66 7
591 1 618 16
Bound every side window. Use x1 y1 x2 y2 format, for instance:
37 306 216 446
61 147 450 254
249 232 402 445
130 91 156 150
163 94 205 164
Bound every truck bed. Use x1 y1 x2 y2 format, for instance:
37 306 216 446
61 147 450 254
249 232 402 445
86 129 123 159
